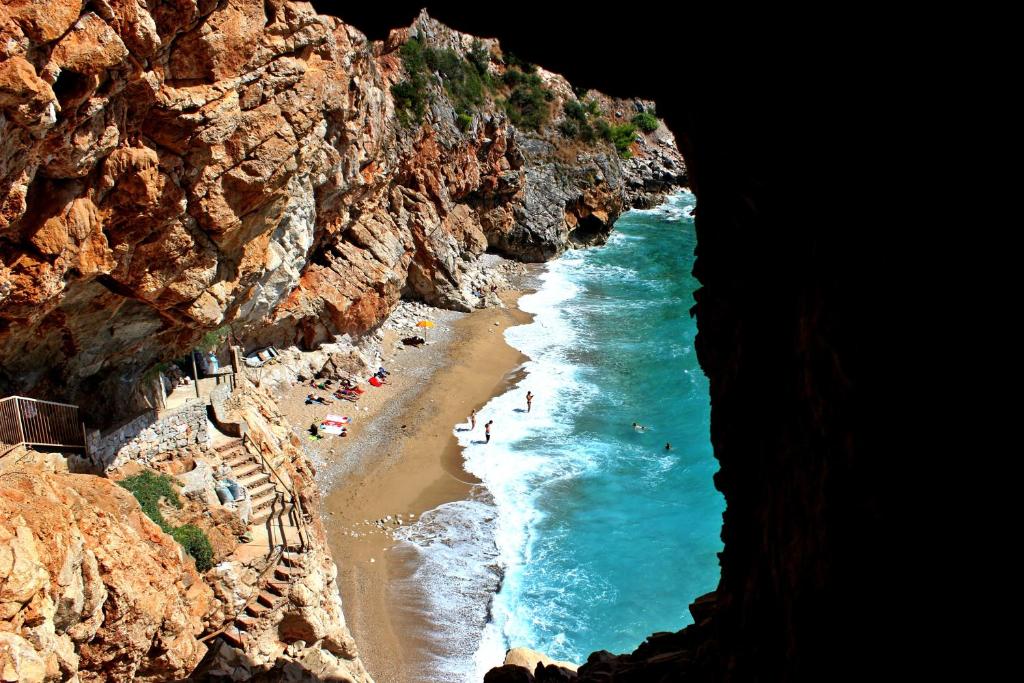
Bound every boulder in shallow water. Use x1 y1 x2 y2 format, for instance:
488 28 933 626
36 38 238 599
505 647 579 672
484 664 535 683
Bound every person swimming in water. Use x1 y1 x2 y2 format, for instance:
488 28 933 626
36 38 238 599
526 391 533 413
633 422 647 432
665 442 673 450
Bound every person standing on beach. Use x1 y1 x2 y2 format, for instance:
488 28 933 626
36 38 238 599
485 420 493 443
470 409 477 430
526 391 533 413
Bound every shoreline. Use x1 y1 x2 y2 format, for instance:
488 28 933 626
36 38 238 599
275 286 535 683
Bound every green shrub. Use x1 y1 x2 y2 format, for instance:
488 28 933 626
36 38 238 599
609 122 638 158
502 68 550 130
559 100 602 143
564 100 588 123
457 111 473 131
392 36 494 129
558 119 579 138
172 524 214 572
119 472 214 572
468 39 491 76
595 118 612 140
118 470 181 533
631 111 659 133
505 52 537 73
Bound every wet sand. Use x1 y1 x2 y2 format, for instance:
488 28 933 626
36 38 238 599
275 291 532 683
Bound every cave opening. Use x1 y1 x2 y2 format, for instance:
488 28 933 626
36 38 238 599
51 69 91 110
568 213 607 246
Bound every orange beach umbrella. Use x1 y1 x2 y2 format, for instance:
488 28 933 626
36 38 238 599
416 320 434 339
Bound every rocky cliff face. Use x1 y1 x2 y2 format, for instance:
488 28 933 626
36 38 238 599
1 383 374 683
0 458 213 682
0 2 684 425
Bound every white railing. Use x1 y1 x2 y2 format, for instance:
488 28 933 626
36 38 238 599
0 396 86 458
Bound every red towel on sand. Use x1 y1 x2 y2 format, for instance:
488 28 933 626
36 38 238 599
369 376 382 387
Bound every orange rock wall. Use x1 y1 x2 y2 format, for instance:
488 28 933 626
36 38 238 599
0 3 684 425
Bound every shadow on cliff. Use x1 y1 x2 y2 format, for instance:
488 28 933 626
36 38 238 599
309 3 904 681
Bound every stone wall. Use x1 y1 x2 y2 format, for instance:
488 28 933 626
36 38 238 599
86 400 210 471
209 384 246 438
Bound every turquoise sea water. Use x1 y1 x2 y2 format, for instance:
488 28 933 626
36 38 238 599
395 191 724 680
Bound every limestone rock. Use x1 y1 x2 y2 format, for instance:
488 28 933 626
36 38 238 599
0 465 214 681
485 664 536 683
505 647 579 673
0 5 684 426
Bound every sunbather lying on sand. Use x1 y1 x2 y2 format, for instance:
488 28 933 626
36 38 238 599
305 393 331 405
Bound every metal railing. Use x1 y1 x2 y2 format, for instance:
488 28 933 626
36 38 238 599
1 396 86 458
243 432 309 550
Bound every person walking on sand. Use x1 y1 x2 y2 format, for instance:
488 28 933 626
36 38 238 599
470 409 477 430
526 391 534 413
485 420 493 443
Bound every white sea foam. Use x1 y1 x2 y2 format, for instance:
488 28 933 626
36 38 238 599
390 190 703 680
389 259 600 681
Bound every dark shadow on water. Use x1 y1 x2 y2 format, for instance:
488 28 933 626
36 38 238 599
471 440 488 445
513 408 526 413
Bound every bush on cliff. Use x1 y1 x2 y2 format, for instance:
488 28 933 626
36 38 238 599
502 68 551 131
392 80 427 127
609 123 639 159
118 471 215 572
560 99 602 143
118 470 181 533
393 36 493 128
171 524 215 572
631 111 659 133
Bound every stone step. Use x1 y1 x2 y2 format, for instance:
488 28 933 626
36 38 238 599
265 580 288 596
222 625 245 648
281 551 303 568
215 439 244 453
248 481 277 499
245 600 272 617
274 564 300 581
235 614 258 630
239 471 271 490
223 451 250 468
256 590 279 608
250 490 279 512
231 461 262 478
251 507 272 525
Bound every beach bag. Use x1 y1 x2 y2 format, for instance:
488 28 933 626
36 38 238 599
215 482 234 504
369 376 382 387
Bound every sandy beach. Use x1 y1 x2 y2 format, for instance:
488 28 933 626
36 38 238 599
274 288 533 683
